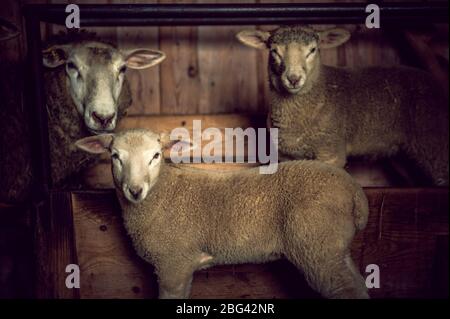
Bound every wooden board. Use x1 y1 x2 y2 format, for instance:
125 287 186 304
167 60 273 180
35 191 80 299
70 187 448 299
81 114 413 188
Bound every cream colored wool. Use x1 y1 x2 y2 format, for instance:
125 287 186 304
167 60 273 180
238 26 449 186
77 129 370 299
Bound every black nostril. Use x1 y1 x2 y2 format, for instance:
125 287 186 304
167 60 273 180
288 75 301 86
129 187 143 200
92 112 115 127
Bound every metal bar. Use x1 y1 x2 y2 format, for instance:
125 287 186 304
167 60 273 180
25 17 51 199
24 2 449 26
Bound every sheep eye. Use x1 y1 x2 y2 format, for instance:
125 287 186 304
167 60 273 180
119 65 127 74
271 50 281 59
111 153 122 164
307 47 317 57
66 61 78 72
149 153 160 165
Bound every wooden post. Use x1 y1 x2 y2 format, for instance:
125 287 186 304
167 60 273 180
34 191 79 299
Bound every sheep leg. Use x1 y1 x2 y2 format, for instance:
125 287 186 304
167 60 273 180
293 253 369 299
315 149 347 168
156 266 194 299
403 139 449 186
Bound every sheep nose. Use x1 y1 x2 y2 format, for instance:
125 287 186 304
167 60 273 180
92 111 115 127
129 187 143 200
287 74 301 87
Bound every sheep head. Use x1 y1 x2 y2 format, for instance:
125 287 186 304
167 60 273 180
43 42 165 134
75 129 188 204
237 26 350 95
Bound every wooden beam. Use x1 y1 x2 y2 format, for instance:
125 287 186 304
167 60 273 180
34 192 80 299
83 114 401 188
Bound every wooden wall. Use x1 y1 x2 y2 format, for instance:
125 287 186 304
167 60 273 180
1 0 404 116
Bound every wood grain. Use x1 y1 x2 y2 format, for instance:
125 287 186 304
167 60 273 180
159 0 201 114
71 191 157 299
35 191 80 299
117 0 161 115
82 114 400 189
197 0 259 114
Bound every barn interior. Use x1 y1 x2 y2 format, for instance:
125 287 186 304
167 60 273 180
0 0 448 299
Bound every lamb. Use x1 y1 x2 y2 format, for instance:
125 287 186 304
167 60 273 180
76 128 370 299
237 26 449 186
0 31 166 203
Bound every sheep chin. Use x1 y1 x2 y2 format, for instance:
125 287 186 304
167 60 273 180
87 127 114 135
284 86 303 95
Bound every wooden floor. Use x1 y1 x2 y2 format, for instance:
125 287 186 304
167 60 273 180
67 187 448 299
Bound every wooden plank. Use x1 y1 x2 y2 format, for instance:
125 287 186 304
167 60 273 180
159 0 201 114
116 0 161 115
71 191 157 299
35 191 80 299
197 0 259 114
354 188 449 298
117 114 265 132
82 114 398 188
70 187 448 299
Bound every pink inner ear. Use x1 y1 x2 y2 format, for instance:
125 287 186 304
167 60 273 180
127 55 146 66
127 52 157 68
164 140 192 152
83 140 105 153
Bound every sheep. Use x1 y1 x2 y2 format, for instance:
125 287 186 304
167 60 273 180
237 26 449 186
0 31 166 203
75 128 370 299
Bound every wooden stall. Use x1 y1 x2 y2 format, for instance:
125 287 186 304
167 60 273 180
0 0 449 299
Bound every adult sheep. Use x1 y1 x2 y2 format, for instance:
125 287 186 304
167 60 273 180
76 129 370 299
237 26 449 186
0 32 165 203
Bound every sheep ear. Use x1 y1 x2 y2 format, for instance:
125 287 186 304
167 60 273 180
159 132 194 152
75 134 114 154
318 28 351 49
236 30 270 49
124 49 166 69
42 45 69 68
